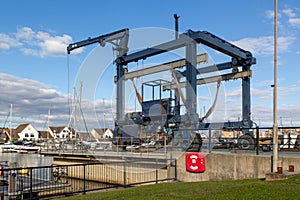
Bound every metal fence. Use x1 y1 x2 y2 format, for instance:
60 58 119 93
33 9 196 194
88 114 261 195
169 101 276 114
39 127 300 157
200 126 300 154
0 159 176 200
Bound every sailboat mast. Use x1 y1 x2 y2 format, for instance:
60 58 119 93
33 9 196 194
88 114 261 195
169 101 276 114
10 104 12 143
47 109 50 140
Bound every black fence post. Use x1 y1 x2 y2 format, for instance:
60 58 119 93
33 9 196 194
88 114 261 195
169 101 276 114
288 132 291 149
256 126 259 155
156 159 158 184
30 168 33 199
83 164 86 194
174 159 177 181
271 155 273 173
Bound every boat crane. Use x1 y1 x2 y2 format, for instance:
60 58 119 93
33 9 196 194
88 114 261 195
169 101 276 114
67 19 256 151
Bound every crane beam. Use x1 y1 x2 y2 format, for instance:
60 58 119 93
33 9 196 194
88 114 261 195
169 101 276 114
67 28 129 56
163 70 252 90
124 53 208 80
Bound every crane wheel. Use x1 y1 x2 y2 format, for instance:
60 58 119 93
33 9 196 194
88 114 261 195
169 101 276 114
238 134 255 150
186 133 202 152
173 130 202 152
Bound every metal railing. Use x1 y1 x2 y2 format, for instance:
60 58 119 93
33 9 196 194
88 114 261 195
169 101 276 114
39 127 300 157
0 159 176 199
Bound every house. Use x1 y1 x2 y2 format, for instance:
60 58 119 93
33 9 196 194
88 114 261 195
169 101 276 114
38 130 53 140
0 127 19 142
47 126 76 140
91 128 113 140
77 132 95 141
15 123 39 141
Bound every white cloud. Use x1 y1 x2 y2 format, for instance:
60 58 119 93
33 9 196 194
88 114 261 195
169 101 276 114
21 48 39 56
0 73 112 130
15 27 35 41
0 27 82 57
198 96 210 101
281 7 300 28
282 8 297 18
0 43 10 50
37 32 73 57
227 89 240 98
265 7 300 29
0 33 22 50
265 10 274 19
289 18 300 27
232 35 295 56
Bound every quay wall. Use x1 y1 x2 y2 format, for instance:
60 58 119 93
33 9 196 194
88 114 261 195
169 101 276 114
53 157 171 185
52 153 300 183
176 153 300 182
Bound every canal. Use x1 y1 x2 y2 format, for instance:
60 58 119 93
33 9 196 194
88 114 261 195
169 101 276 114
0 152 53 167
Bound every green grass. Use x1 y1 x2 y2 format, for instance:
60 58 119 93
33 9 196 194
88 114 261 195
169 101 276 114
60 175 300 200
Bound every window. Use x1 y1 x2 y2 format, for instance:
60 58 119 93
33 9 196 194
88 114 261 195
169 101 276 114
25 133 29 137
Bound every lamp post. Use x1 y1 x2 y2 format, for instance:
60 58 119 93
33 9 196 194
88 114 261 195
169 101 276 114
272 0 279 173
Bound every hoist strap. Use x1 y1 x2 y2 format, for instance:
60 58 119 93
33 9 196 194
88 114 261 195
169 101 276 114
200 80 221 122
131 79 143 106
171 69 187 106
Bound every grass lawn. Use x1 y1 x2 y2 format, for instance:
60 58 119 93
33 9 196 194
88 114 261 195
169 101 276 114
60 174 300 200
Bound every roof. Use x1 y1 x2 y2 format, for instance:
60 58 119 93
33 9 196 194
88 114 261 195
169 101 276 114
39 131 53 139
93 128 113 134
49 126 76 134
49 126 66 133
77 132 95 140
14 123 30 133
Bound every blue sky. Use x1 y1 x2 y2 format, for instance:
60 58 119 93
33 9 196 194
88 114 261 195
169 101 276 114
0 0 300 131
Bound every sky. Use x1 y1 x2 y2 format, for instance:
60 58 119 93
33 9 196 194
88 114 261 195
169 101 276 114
0 0 300 131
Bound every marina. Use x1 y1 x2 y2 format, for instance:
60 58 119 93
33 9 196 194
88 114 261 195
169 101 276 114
0 1 299 199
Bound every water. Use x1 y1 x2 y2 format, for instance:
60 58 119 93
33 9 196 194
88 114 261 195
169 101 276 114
0 152 53 167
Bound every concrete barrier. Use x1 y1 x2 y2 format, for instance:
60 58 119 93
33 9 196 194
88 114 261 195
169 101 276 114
176 152 300 182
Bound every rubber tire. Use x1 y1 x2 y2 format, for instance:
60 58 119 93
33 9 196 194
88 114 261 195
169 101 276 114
238 134 255 150
186 133 203 152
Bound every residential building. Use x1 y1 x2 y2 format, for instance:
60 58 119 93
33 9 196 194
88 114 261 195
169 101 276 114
15 123 39 141
91 128 113 140
76 132 95 141
47 126 76 140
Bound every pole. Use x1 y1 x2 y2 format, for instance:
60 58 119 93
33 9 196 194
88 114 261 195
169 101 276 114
174 14 179 39
10 104 12 143
272 0 278 173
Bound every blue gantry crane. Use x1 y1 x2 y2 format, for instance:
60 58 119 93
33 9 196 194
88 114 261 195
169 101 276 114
67 19 256 151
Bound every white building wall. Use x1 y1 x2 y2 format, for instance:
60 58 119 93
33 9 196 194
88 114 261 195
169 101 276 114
103 129 113 138
19 124 39 141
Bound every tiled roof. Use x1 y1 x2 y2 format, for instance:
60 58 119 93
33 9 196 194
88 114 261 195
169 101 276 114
49 126 66 133
49 126 76 134
77 132 95 140
93 128 113 134
39 131 53 139
14 123 29 133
